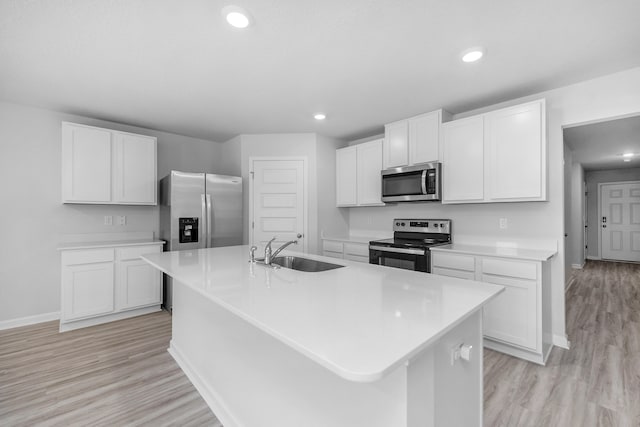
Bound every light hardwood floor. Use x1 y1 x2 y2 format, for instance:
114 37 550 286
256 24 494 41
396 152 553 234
0 311 221 426
1 260 638 426
484 260 640 426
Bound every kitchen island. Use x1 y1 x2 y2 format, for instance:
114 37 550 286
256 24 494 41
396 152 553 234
142 245 503 427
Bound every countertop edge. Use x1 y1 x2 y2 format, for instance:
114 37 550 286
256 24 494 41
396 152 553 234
430 244 557 261
58 240 165 251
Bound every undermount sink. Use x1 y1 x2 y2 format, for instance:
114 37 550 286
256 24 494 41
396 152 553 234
271 256 344 272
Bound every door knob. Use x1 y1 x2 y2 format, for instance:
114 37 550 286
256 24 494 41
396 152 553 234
297 233 303 238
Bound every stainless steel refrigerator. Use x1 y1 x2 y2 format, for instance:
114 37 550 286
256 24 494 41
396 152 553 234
159 170 243 311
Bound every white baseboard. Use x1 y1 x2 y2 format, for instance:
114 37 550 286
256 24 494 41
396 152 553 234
571 262 585 269
59 305 161 332
0 311 60 331
586 255 601 261
553 334 570 349
169 341 240 427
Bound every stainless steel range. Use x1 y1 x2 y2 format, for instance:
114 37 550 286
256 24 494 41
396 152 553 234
369 219 452 273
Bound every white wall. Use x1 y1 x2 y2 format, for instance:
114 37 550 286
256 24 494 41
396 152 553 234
349 66 640 347
563 144 574 282
316 135 350 242
585 167 640 258
0 101 224 323
570 163 585 268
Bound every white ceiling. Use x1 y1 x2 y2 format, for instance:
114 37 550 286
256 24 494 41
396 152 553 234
564 115 640 171
2 0 640 142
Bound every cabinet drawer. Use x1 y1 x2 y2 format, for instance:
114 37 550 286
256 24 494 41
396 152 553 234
117 245 162 261
432 267 475 281
344 243 369 257
431 252 475 272
323 240 344 253
62 248 114 266
481 258 537 280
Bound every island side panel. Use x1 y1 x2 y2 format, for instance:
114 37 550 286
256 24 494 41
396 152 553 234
405 309 483 427
170 280 410 427
435 309 483 427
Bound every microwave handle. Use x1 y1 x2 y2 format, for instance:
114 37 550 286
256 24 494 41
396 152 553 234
421 170 427 195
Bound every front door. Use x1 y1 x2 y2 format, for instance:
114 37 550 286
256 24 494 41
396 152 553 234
601 181 640 262
250 159 306 253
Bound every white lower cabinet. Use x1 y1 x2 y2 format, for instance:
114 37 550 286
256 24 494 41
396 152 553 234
118 260 161 310
431 250 551 365
62 259 115 321
322 239 370 263
60 242 163 331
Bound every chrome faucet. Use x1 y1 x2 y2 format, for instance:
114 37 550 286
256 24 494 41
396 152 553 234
263 236 298 265
271 239 298 259
263 237 277 265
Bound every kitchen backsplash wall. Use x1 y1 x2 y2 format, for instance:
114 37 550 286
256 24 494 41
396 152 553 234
348 201 558 249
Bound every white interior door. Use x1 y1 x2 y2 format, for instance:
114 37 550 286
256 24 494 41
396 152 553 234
251 159 306 253
601 181 640 262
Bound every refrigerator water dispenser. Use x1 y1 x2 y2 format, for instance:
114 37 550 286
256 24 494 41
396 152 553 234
179 217 199 243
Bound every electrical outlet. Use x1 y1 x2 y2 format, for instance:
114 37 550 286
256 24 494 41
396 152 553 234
117 215 126 226
104 216 113 226
499 218 508 229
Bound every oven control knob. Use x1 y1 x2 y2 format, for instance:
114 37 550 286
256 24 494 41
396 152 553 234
434 223 439 228
396 222 400 226
401 222 405 226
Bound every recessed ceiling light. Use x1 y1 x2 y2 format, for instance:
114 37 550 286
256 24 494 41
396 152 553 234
622 152 634 158
222 5 252 29
314 113 326 121
461 47 485 63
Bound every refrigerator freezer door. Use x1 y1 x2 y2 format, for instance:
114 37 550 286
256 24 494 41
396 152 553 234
206 174 243 248
169 171 206 251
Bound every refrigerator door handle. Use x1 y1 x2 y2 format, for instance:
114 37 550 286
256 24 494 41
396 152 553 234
206 194 213 248
201 194 207 248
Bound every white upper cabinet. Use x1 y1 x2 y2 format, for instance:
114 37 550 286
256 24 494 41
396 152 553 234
442 116 485 203
62 122 157 205
383 121 409 168
61 124 112 203
356 139 384 205
409 111 441 164
113 132 157 204
336 139 384 207
336 146 357 206
441 99 547 204
486 101 544 201
383 110 447 169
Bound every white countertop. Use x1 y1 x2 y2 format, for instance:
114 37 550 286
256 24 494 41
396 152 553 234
58 239 165 251
431 244 556 261
142 245 503 383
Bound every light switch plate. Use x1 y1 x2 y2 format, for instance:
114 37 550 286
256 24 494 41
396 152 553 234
499 218 508 229
104 216 113 226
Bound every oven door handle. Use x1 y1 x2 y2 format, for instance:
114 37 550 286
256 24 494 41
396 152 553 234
369 245 426 255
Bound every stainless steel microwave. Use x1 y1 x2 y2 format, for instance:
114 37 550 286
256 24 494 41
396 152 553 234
381 162 441 202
